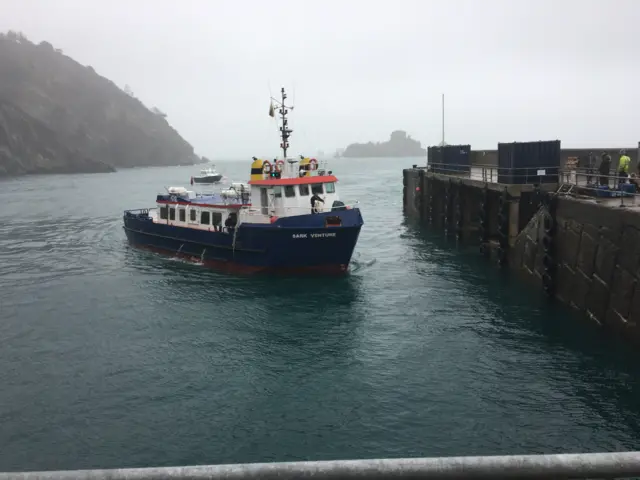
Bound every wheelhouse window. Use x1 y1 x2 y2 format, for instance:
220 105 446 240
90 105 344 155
201 211 210 225
169 207 176 221
159 206 168 220
325 182 335 194
211 212 222 225
311 183 324 195
274 186 282 198
299 185 309 196
190 209 197 221
179 209 186 222
284 185 296 198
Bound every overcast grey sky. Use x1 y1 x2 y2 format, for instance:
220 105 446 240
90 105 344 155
1 0 638 159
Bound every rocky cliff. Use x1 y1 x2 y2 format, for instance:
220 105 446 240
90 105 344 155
0 31 199 177
343 130 427 158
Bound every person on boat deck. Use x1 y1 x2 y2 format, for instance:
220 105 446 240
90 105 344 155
310 192 324 214
225 213 237 231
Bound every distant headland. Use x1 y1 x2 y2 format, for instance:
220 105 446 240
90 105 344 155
341 130 427 158
0 30 200 177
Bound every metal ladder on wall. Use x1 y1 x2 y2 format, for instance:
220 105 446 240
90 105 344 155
556 183 574 196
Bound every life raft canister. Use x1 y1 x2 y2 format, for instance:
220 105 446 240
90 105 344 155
275 159 285 172
262 160 272 175
250 157 264 182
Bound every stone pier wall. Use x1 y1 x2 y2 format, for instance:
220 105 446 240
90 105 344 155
403 166 640 342
403 168 551 248
511 198 640 339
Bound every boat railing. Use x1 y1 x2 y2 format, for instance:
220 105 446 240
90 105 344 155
294 200 359 215
4 451 640 479
123 208 156 218
162 193 250 207
239 201 360 218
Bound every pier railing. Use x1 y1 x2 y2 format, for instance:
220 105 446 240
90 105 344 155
555 168 640 205
420 163 640 202
559 167 638 190
422 162 559 185
3 452 640 479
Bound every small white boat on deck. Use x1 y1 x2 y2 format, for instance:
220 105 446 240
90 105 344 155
191 166 223 185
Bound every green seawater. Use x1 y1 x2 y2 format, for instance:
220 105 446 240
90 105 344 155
0 157 639 472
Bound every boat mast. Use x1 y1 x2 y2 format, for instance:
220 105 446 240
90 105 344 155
274 87 293 160
441 93 445 146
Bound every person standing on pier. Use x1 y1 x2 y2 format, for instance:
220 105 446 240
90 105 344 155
629 162 640 192
584 151 596 184
618 149 631 185
599 151 611 186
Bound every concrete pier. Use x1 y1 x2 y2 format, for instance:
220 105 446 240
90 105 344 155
403 142 640 342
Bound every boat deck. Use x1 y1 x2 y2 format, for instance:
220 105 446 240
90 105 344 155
192 193 239 205
156 192 251 207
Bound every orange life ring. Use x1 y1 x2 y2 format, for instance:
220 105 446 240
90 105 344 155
262 160 272 174
275 160 285 172
309 158 318 170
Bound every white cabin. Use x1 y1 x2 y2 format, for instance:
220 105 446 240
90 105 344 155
239 157 342 223
153 187 247 232
151 157 347 231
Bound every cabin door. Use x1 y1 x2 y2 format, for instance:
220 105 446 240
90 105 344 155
272 186 284 216
260 188 268 215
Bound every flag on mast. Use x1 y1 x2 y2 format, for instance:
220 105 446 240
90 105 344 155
268 101 275 118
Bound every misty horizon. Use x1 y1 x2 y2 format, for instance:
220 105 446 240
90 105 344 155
2 0 638 160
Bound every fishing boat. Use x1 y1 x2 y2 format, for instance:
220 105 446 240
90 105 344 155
190 166 223 184
122 87 364 274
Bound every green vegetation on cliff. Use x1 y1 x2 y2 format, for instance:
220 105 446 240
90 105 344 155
343 130 426 158
0 31 199 177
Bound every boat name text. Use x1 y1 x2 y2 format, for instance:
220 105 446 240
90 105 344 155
292 233 337 239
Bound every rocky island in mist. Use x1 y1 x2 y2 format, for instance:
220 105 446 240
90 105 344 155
0 31 199 177
342 130 427 158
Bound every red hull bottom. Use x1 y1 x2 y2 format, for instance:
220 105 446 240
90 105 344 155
129 243 349 276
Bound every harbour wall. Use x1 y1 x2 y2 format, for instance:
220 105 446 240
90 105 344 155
512 196 640 339
403 142 640 342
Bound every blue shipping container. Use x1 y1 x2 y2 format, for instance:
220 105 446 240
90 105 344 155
498 140 561 185
428 145 471 174
428 146 444 174
443 145 471 173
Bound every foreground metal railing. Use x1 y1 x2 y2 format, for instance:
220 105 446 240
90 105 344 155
3 452 640 479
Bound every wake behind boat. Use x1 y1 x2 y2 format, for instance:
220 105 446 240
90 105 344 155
191 166 223 185
122 87 364 274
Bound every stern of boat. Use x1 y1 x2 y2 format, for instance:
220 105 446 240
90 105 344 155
239 207 363 271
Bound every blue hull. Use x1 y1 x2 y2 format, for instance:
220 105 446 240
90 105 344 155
123 209 363 274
